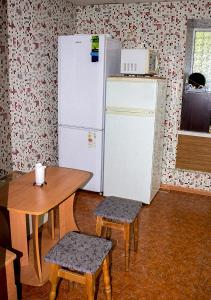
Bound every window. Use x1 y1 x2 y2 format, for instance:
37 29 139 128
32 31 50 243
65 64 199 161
192 30 211 90
180 20 211 133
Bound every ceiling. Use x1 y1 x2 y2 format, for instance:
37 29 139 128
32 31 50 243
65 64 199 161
72 0 184 6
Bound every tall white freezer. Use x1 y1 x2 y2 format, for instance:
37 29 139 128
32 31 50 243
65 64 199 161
58 34 121 192
103 76 166 204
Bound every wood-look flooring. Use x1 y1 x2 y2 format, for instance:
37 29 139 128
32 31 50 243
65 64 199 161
20 190 210 300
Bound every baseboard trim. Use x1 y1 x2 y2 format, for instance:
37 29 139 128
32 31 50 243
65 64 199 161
160 184 211 197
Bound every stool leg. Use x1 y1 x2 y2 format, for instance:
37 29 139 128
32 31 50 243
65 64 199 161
105 227 112 239
102 255 112 300
134 216 139 252
124 223 131 271
85 273 95 300
96 216 103 237
49 264 59 300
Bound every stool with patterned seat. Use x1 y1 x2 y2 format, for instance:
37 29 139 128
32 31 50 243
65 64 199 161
95 196 142 271
45 231 112 300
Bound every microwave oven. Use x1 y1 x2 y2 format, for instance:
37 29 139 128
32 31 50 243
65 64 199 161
120 49 159 75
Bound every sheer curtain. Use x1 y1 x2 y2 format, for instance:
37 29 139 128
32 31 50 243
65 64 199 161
192 31 211 90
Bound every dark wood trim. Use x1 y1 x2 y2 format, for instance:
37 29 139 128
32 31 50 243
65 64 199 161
160 184 211 197
176 134 211 173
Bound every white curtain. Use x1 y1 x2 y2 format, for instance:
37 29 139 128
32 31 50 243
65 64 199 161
192 31 211 90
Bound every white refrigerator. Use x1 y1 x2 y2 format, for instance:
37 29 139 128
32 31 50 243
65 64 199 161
58 34 121 192
103 76 166 204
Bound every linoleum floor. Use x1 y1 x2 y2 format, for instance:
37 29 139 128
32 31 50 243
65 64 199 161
22 190 211 300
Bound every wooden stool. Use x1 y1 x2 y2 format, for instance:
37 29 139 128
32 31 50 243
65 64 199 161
45 231 112 300
95 196 142 271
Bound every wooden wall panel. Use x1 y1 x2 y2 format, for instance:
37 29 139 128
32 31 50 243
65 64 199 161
176 135 211 173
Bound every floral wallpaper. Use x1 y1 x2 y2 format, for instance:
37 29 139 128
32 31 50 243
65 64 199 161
5 0 76 173
1 0 210 191
0 0 12 177
75 0 211 191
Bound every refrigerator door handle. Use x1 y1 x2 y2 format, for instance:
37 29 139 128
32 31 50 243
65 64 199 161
59 124 102 131
106 106 155 117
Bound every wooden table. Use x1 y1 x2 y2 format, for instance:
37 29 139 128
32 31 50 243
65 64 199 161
1 167 92 286
0 247 17 299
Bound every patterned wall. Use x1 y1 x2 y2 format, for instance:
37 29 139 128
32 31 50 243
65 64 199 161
0 0 12 177
76 0 211 191
6 0 76 172
1 0 210 190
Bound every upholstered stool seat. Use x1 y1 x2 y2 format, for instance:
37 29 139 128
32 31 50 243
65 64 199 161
45 231 112 300
95 196 142 271
95 196 141 223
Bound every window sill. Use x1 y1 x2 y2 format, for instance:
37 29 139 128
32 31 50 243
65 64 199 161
178 130 211 138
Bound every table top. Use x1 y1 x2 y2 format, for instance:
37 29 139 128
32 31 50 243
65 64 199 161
0 167 92 215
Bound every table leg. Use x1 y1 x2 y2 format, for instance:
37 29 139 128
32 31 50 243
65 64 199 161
59 193 79 238
9 211 28 266
48 209 55 240
32 215 42 282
